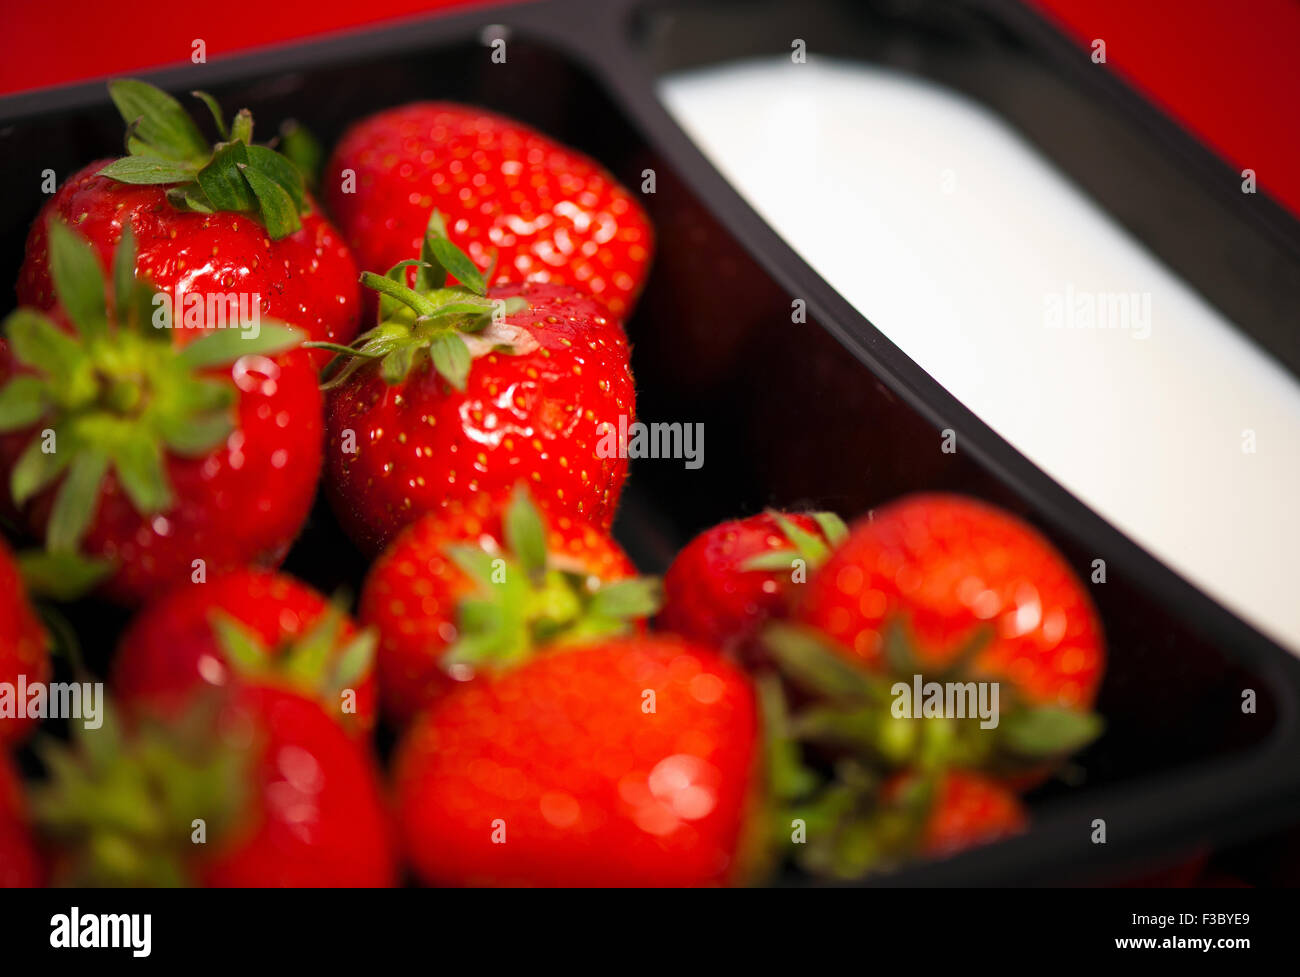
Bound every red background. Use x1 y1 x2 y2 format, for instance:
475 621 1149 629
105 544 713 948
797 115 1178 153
1 0 1296 217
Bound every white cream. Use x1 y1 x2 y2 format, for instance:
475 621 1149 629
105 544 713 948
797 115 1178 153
660 57 1300 654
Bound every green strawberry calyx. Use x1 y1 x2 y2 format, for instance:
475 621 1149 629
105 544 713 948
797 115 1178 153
28 694 250 887
209 603 376 722
748 619 1101 880
739 510 849 573
0 221 303 558
96 78 313 239
439 486 661 675
309 210 532 393
762 620 1103 772
753 672 946 880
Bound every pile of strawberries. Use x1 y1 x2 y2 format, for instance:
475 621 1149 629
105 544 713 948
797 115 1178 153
0 81 1106 887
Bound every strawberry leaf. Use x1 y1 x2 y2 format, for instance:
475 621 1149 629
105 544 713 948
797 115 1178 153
333 629 377 688
157 409 233 457
210 612 270 675
428 333 471 391
196 142 257 213
17 550 112 601
5 310 92 395
108 79 210 164
381 345 419 385
280 608 344 687
504 487 549 578
190 91 229 140
423 210 485 295
95 157 196 185
741 548 800 572
1000 706 1103 757
47 450 109 553
0 376 48 432
243 145 305 212
758 674 820 802
47 222 108 342
110 431 174 515
238 163 301 239
812 511 849 546
165 185 215 214
10 433 72 505
587 577 662 620
445 544 502 589
111 226 139 326
763 623 880 701
230 109 254 146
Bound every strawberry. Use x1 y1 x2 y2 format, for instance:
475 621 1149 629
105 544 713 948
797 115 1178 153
798 493 1106 711
361 487 653 725
112 569 377 737
17 80 360 370
659 510 847 648
0 223 323 604
393 636 758 887
324 102 652 321
318 213 634 553
0 539 51 747
31 685 396 887
0 755 44 887
756 494 1104 782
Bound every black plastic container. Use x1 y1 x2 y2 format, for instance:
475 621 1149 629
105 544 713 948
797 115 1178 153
1 0 1298 886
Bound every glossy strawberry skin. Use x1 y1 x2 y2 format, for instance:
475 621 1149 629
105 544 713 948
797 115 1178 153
0 346 323 606
0 540 50 747
0 755 44 887
17 161 361 370
325 281 634 554
112 569 376 735
394 637 758 887
361 494 636 725
325 102 653 321
799 494 1105 710
197 685 396 887
660 512 832 648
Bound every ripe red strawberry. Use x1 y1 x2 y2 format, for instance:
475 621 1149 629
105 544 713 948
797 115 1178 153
0 223 322 605
885 770 1026 857
798 493 1105 711
112 569 377 736
325 102 652 321
17 81 360 369
393 637 758 887
755 495 1104 785
320 214 634 553
361 487 652 725
0 755 44 887
659 510 847 647
31 685 396 887
0 539 50 747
